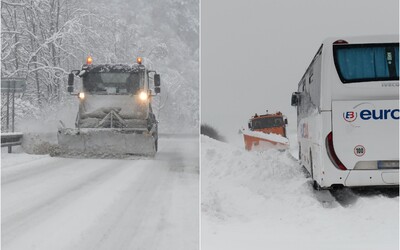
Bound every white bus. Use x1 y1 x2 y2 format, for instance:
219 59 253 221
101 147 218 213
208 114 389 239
291 35 399 189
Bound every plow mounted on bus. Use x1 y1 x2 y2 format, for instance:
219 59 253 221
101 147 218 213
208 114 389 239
241 111 289 151
54 57 161 157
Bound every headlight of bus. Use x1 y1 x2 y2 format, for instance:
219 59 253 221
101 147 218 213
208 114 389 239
139 91 148 101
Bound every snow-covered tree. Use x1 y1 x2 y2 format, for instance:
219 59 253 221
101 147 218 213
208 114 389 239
1 0 199 133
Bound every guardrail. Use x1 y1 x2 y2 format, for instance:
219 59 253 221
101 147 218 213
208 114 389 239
1 132 23 153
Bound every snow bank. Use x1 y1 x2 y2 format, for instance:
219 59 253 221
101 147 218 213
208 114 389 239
202 135 399 250
202 135 308 221
1 147 48 166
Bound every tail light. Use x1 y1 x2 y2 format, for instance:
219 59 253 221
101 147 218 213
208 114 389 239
325 132 347 170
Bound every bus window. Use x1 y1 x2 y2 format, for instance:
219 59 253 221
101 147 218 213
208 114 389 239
334 43 399 83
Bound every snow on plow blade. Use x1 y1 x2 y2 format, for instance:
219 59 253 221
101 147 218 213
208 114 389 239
56 128 156 157
242 129 289 151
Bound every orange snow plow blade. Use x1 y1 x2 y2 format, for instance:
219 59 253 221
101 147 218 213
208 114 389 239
243 130 289 151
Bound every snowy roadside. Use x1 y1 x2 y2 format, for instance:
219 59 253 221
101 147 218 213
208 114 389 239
201 135 399 250
1 146 48 167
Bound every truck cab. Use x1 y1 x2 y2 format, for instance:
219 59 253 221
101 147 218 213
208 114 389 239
248 112 288 137
243 111 289 151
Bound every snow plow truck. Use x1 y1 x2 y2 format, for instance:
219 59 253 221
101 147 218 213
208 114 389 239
56 57 161 157
242 111 289 151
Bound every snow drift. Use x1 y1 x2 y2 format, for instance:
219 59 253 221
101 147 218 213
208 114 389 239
201 135 399 250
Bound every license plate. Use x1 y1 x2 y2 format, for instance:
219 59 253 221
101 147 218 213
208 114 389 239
378 161 399 169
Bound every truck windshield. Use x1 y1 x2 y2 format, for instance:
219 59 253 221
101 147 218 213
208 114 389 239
83 72 141 94
333 43 399 83
252 117 283 129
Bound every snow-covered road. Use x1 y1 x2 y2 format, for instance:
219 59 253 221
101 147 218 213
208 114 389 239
2 136 199 250
202 136 399 250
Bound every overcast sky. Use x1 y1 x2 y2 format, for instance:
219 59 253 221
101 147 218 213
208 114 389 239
201 0 399 143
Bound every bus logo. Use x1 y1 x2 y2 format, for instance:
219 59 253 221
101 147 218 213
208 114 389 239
343 111 357 122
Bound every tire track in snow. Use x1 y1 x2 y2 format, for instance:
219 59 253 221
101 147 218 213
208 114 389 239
73 140 196 250
1 159 130 248
2 157 85 185
1 154 49 169
2 137 199 250
80 162 169 250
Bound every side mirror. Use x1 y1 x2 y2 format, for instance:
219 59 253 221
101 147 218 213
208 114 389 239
155 86 161 94
291 92 300 106
67 73 74 93
154 74 161 87
284 118 288 125
248 122 252 129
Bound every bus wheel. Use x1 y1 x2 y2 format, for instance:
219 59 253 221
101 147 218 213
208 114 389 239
313 180 321 190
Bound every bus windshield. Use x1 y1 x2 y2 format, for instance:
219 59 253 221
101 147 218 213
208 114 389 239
333 43 399 83
83 72 141 94
252 117 284 129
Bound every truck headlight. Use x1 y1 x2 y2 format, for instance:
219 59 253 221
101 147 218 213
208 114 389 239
139 91 148 101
